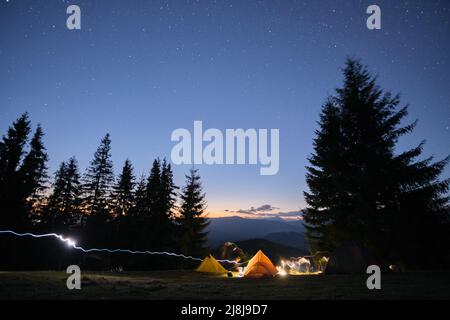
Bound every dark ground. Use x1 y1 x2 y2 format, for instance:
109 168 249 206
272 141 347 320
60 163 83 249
0 270 449 300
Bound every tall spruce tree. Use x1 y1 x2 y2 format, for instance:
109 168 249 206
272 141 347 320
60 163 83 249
112 159 135 216
0 114 31 182
304 59 450 268
64 157 83 216
45 161 68 229
45 157 82 230
83 134 114 219
130 175 147 217
146 158 161 218
303 101 343 253
19 124 49 218
47 161 68 216
159 159 178 221
144 158 178 249
0 113 31 229
126 174 148 250
177 168 209 257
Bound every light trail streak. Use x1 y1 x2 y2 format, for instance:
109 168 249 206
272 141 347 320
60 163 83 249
0 230 240 264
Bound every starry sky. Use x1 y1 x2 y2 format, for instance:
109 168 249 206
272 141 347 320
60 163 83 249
1 0 449 219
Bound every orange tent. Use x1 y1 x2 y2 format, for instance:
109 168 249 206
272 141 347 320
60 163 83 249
244 250 278 278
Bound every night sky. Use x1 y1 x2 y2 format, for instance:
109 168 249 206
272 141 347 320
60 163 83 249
1 0 449 218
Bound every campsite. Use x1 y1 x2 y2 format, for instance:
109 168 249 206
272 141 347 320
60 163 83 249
1 248 450 300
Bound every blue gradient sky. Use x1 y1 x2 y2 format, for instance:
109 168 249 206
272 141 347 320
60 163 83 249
1 0 449 218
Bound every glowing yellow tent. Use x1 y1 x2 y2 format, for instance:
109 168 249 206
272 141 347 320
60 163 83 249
244 250 278 278
196 255 228 274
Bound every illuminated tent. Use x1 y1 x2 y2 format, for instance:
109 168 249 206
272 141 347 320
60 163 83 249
298 257 311 273
244 250 278 278
196 255 228 274
318 256 329 272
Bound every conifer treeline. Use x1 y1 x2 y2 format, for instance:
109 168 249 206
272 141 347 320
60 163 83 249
0 116 209 269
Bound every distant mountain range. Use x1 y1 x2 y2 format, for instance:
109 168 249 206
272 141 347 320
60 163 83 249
235 239 307 262
206 216 309 254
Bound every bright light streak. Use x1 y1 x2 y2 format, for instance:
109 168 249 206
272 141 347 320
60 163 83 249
0 230 240 264
276 266 288 276
66 239 76 248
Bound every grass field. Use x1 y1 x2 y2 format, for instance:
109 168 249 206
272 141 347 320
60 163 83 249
0 270 449 300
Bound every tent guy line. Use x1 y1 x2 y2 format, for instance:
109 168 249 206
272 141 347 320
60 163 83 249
0 230 240 264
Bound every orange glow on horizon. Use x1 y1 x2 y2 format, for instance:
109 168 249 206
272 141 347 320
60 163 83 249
204 207 303 220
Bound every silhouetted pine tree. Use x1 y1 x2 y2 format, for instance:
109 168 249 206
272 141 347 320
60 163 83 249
83 134 114 247
158 159 178 248
130 175 147 218
303 101 343 253
159 159 178 221
0 114 31 181
0 115 50 269
64 157 83 220
304 59 450 268
83 134 114 219
177 168 209 257
146 158 161 218
19 125 49 220
43 161 67 229
45 157 82 231
0 113 32 229
112 159 135 216
144 158 178 250
124 175 147 250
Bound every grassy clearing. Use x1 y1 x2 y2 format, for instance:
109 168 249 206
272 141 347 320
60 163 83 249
0 270 449 300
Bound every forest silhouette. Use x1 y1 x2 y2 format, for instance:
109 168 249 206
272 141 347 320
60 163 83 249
1 59 449 271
